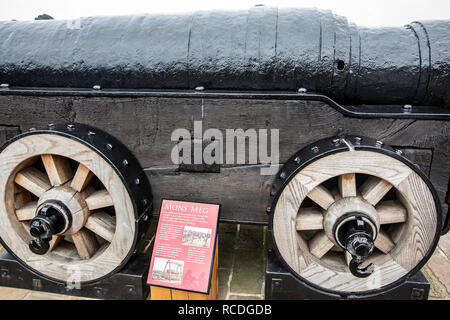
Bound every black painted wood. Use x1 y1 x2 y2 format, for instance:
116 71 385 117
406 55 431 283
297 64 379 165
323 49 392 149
0 95 448 225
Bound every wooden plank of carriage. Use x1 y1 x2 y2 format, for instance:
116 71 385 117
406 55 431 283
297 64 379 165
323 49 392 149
150 240 219 300
1 96 448 225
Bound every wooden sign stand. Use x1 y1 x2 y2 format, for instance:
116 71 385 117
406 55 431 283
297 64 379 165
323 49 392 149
150 241 219 300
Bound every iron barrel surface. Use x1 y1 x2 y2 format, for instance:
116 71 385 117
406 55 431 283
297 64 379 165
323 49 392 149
0 7 449 107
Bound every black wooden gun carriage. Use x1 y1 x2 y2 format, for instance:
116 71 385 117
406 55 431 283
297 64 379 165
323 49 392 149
0 6 448 299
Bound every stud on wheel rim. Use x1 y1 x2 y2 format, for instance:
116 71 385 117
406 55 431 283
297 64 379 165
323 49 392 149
270 136 441 294
0 124 152 283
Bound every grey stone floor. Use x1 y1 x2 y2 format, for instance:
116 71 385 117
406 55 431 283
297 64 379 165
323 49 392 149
0 221 448 300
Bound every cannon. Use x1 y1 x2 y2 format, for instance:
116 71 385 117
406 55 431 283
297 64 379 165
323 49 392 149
0 6 448 299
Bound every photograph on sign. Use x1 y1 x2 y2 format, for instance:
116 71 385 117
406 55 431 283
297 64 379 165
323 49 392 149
182 226 212 248
151 258 184 284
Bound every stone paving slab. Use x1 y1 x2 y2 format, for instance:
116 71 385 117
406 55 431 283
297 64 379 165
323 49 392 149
0 222 448 300
422 232 450 300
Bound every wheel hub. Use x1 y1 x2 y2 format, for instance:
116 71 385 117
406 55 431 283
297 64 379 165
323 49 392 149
28 183 93 255
324 196 379 246
33 201 71 235
29 200 72 255
334 213 376 277
324 196 379 277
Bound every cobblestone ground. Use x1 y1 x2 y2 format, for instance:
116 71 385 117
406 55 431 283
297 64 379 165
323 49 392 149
0 222 448 300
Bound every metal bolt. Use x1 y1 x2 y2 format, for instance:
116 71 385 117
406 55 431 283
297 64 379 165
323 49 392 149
332 138 341 146
195 86 205 91
67 124 75 130
94 288 103 295
29 127 36 131
135 178 140 185
375 141 384 147
93 85 101 90
122 159 129 166
403 104 412 112
47 123 55 129
32 278 42 289
411 288 425 300
354 137 362 144
298 88 307 94
395 149 403 155
142 214 149 222
88 131 96 136
311 146 319 153
106 143 113 150
293 156 301 164
0 83 9 88
266 206 271 214
270 189 276 196
279 171 286 179
142 198 148 206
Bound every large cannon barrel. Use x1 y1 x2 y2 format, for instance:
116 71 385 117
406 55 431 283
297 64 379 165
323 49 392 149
0 7 449 107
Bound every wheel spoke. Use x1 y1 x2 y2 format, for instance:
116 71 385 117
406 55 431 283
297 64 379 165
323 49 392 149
41 154 73 186
359 176 392 205
52 241 79 259
331 188 342 201
376 200 407 224
308 231 334 259
339 173 356 198
307 185 335 210
296 207 324 231
85 211 116 242
374 230 395 254
49 235 63 251
71 164 95 192
85 189 114 210
14 167 51 197
78 185 96 199
16 202 37 221
344 251 352 266
14 185 32 208
72 228 99 259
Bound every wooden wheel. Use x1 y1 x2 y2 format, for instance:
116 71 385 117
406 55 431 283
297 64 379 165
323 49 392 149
0 124 152 283
270 136 441 294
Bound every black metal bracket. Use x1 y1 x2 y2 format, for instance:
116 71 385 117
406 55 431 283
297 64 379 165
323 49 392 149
0 250 150 300
265 249 430 300
1 87 450 120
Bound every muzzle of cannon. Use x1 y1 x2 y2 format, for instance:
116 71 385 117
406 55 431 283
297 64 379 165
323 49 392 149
0 6 448 299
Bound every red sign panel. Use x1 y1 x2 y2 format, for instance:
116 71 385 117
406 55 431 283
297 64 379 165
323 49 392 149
147 199 220 294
